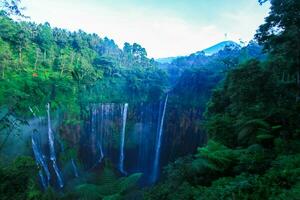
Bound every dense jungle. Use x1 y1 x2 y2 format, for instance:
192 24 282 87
0 0 300 199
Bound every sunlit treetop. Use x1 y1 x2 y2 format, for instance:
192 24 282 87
0 0 26 17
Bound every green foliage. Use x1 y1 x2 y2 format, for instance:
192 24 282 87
147 1 300 199
194 141 238 172
71 165 142 200
103 193 122 200
255 0 300 106
146 141 300 199
0 156 42 200
91 65 167 103
117 173 142 193
0 12 167 154
59 162 142 200
1 0 300 199
0 0 25 17
0 12 166 117
40 187 59 200
171 68 222 109
205 58 299 148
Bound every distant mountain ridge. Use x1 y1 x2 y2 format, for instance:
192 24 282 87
198 40 240 56
156 40 241 64
155 57 177 64
158 41 264 87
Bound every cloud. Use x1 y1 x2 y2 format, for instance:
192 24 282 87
220 8 268 42
22 0 269 58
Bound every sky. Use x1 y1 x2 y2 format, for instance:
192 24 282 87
22 0 270 58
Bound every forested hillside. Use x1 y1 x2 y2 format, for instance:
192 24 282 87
145 0 300 199
0 0 300 200
0 10 167 122
0 5 167 199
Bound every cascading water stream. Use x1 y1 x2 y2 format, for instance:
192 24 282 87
91 108 97 155
46 103 64 188
100 104 104 158
97 141 104 163
151 94 168 183
32 135 51 188
52 160 64 188
29 107 50 188
93 106 104 165
38 170 47 189
119 103 128 174
71 159 79 177
29 106 36 117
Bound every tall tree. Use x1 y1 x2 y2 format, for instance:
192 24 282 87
0 0 24 17
255 0 300 97
0 38 12 78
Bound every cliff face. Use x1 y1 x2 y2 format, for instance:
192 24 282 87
162 105 207 164
56 94 207 184
51 40 264 185
55 66 218 184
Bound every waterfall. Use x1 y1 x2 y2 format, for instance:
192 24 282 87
71 159 79 177
91 108 98 155
97 141 104 163
46 103 64 188
89 103 119 169
30 107 51 188
32 135 51 188
52 160 64 188
119 103 128 174
38 171 47 189
101 103 116 160
47 103 55 160
99 104 105 158
152 94 168 183
29 106 36 117
95 105 104 165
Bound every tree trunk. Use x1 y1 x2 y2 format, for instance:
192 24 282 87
18 47 22 66
34 49 39 70
60 55 65 76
